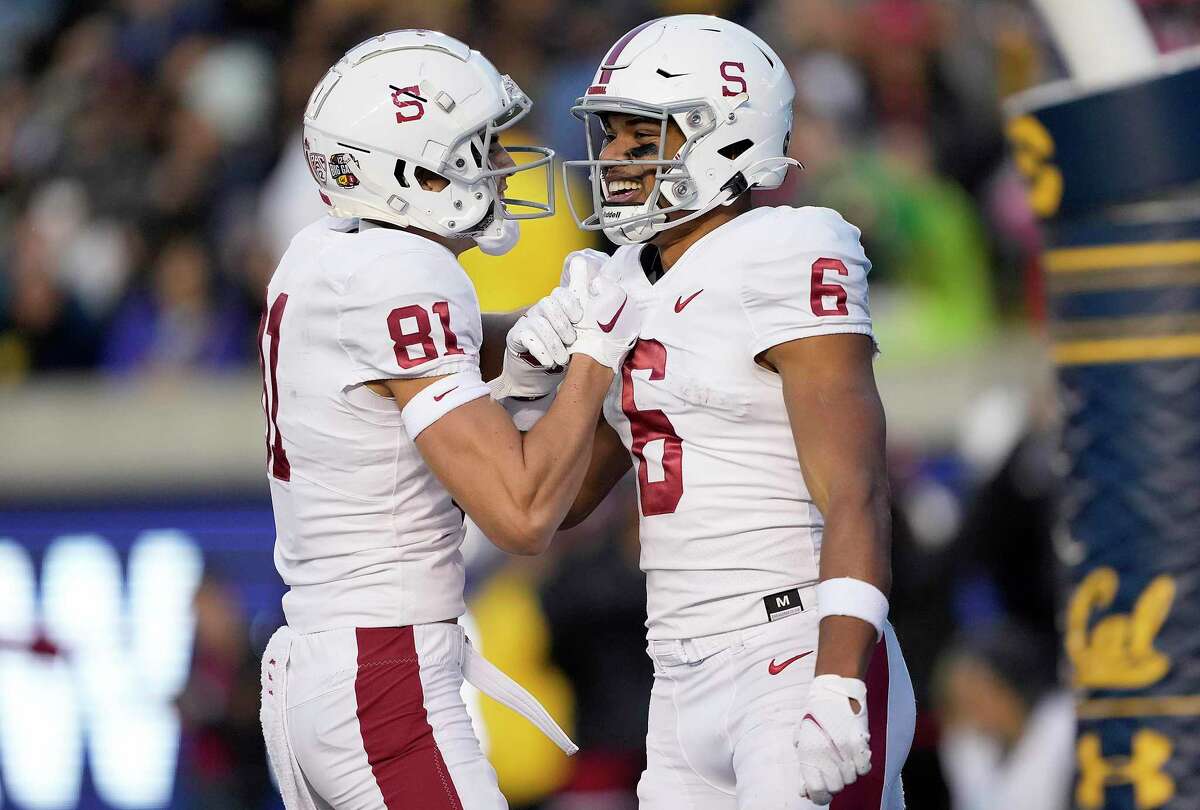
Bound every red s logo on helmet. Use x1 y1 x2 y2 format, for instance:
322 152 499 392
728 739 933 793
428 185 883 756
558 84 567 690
391 85 426 123
720 62 747 97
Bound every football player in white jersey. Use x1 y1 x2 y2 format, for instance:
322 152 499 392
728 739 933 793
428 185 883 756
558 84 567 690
256 31 643 810
501 15 917 810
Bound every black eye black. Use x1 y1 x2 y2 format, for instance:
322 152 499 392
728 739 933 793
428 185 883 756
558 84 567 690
629 144 657 158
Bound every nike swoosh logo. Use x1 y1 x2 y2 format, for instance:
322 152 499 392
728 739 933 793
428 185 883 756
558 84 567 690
767 650 813 675
674 289 703 313
433 386 458 402
598 295 628 333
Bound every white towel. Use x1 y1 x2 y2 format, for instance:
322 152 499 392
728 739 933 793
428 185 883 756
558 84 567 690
461 637 579 756
260 626 320 810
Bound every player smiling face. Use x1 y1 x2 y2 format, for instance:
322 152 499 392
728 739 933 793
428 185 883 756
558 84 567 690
598 113 686 207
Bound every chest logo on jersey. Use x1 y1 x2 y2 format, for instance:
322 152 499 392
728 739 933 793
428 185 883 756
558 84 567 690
763 587 805 622
674 289 704 313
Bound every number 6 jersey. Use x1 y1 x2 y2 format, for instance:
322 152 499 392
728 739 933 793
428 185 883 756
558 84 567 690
600 206 875 641
260 217 482 633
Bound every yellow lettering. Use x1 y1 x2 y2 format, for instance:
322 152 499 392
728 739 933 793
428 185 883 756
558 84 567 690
1005 115 1063 218
1066 568 1174 689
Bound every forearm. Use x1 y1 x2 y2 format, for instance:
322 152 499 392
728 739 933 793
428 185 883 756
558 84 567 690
414 360 609 554
561 419 631 529
767 334 893 682
814 488 892 680
505 357 613 539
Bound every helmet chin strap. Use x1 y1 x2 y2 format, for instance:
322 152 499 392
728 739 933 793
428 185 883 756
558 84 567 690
474 217 520 255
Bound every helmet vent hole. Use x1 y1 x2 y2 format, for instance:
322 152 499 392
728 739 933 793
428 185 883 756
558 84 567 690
470 141 484 169
414 166 449 192
718 139 754 161
755 44 775 68
394 160 409 188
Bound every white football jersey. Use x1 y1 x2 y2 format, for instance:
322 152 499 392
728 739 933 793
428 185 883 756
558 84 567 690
600 206 875 640
260 218 482 633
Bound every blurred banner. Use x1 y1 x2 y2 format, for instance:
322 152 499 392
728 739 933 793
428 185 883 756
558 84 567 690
1007 53 1200 810
0 502 281 810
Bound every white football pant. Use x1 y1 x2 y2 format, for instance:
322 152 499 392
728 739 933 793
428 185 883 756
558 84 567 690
261 622 576 810
637 608 914 810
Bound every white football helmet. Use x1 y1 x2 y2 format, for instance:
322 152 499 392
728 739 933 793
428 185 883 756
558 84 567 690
564 16 798 245
303 30 554 254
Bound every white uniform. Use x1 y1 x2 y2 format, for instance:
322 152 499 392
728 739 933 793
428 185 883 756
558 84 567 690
257 217 573 810
265 218 480 635
601 206 915 809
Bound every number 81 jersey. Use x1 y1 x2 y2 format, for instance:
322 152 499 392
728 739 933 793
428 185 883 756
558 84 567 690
261 218 483 634
600 206 875 641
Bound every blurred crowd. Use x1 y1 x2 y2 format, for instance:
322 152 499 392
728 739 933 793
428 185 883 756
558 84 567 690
1 0 1195 383
5 1 1200 809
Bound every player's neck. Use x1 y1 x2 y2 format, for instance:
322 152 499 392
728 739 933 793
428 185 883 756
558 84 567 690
652 195 753 271
362 219 475 257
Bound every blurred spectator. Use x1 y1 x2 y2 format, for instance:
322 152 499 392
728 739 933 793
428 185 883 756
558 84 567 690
176 573 273 810
541 482 651 810
102 234 248 374
951 385 1062 637
0 211 103 376
470 556 576 809
2 0 1104 384
934 621 1074 810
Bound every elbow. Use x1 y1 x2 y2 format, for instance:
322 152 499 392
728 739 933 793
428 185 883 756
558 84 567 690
489 512 555 556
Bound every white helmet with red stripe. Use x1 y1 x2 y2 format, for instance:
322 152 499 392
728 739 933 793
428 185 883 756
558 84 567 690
303 29 554 254
564 15 797 245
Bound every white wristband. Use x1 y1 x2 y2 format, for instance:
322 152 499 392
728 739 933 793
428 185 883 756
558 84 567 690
816 578 889 640
401 370 490 439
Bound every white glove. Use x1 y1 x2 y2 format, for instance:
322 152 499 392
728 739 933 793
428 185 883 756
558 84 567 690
558 248 610 286
794 675 872 805
489 286 582 400
566 257 640 372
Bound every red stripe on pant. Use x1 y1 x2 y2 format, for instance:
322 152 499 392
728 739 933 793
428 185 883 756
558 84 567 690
355 627 464 810
831 638 889 809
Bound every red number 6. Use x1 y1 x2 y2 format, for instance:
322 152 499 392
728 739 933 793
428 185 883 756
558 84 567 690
622 339 684 516
810 257 849 316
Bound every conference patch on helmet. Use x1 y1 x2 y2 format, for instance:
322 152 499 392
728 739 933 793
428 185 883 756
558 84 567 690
330 153 361 189
306 149 328 185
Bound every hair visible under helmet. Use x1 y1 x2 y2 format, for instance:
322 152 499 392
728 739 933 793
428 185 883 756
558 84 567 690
303 30 555 255
563 15 798 246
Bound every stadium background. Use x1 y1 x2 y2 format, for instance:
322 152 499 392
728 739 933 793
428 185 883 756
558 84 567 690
1 1 1198 808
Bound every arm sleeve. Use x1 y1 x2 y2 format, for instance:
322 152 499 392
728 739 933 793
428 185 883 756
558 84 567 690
739 207 875 359
337 250 482 388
